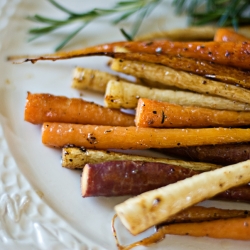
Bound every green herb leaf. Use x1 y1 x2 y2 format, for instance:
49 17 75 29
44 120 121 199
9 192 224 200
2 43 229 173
27 0 250 51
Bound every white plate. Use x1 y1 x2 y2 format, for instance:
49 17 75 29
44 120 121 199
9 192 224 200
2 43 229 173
1 0 250 249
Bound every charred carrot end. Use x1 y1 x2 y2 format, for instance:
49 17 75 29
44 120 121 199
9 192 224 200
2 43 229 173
135 98 250 128
25 92 134 126
214 28 250 42
42 122 250 149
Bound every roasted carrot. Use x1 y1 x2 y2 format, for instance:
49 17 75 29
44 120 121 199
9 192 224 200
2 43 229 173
119 217 250 249
25 92 134 126
135 98 250 128
159 216 250 240
10 40 250 70
214 28 250 42
118 40 250 70
42 123 250 149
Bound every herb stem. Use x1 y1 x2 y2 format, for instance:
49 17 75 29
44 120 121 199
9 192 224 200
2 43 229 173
28 0 250 51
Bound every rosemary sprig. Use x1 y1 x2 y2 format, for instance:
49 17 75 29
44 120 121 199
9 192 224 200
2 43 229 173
174 0 250 29
28 0 250 51
28 0 162 51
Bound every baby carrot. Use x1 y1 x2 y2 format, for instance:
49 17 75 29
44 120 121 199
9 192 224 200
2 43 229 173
42 123 250 149
135 98 250 128
25 92 134 126
214 28 250 42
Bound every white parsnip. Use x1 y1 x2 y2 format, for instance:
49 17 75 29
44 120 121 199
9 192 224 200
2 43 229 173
110 59 250 104
71 67 122 92
115 160 250 235
104 80 250 110
72 66 151 93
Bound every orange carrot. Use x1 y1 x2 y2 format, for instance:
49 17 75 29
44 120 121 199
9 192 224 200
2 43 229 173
214 28 250 42
10 40 250 70
159 216 250 240
135 98 250 128
25 92 134 126
42 122 250 149
120 217 250 249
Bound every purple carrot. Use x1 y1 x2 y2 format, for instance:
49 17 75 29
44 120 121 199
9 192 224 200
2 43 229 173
81 160 199 197
81 160 250 203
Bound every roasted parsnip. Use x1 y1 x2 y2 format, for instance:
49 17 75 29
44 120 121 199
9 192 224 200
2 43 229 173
62 147 219 171
104 80 250 110
110 59 250 104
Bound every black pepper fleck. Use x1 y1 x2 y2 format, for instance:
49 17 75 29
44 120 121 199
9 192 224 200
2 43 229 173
161 111 166 124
